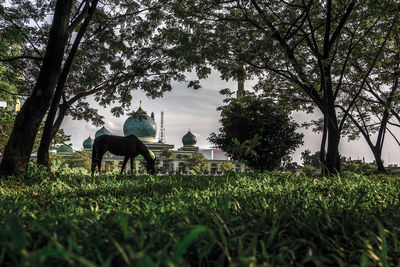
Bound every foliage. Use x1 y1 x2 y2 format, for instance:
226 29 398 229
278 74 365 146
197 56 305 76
229 134 261 163
49 154 69 173
49 154 89 175
104 160 117 173
0 108 70 154
279 155 300 172
300 165 318 177
219 161 235 173
0 22 26 104
1 172 400 265
301 149 321 168
299 150 383 175
0 0 198 124
69 151 91 171
0 108 15 153
161 148 175 161
137 160 149 174
0 0 203 173
209 92 303 172
341 161 379 175
186 151 208 174
159 148 175 173
168 0 400 173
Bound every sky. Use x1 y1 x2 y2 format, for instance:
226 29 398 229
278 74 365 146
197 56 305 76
60 70 400 165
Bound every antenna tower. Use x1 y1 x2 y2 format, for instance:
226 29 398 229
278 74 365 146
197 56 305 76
159 111 166 143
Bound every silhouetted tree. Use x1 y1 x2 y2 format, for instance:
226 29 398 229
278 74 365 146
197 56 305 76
209 91 303 172
301 149 321 169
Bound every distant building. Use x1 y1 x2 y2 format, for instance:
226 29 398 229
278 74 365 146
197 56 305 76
199 148 229 161
72 104 248 174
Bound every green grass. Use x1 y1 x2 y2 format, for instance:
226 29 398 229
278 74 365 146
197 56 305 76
1 169 400 266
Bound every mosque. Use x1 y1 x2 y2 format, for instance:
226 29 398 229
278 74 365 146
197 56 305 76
56 103 249 174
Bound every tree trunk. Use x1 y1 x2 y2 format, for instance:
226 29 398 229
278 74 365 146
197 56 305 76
0 0 73 175
321 78 341 175
37 104 68 168
37 0 98 168
373 150 385 172
36 100 63 168
323 119 341 175
372 102 391 173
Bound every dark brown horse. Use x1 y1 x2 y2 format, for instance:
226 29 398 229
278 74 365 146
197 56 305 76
91 134 156 175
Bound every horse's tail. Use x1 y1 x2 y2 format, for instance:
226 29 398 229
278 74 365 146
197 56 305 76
92 142 97 160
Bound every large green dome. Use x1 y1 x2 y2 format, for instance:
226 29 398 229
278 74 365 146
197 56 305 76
83 136 93 149
57 145 73 153
182 130 197 146
95 126 112 138
123 106 157 142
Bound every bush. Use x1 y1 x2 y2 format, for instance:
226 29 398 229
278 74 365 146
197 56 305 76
209 91 303 171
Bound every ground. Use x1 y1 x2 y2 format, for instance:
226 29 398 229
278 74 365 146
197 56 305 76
1 169 400 265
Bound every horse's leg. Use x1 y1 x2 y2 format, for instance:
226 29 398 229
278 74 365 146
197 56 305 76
91 160 97 176
97 151 105 173
130 157 134 174
120 156 129 174
91 144 98 176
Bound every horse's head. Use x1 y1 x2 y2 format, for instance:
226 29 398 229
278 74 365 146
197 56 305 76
146 149 156 174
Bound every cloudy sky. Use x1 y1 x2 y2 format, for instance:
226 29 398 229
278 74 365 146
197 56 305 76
61 70 400 165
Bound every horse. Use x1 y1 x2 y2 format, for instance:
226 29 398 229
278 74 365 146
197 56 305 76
91 134 156 175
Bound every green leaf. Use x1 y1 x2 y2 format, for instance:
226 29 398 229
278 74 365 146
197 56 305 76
172 225 207 261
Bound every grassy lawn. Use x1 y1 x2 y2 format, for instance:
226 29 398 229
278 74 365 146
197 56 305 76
1 168 400 266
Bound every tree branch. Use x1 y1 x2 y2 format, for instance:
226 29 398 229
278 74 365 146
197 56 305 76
0 55 43 63
328 0 356 49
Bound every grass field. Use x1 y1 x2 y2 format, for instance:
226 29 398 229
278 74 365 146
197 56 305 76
1 167 400 266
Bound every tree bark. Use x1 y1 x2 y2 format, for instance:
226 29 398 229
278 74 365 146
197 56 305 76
323 110 341 175
37 104 69 168
0 0 73 175
373 150 385 172
320 60 341 175
373 103 391 172
37 0 99 168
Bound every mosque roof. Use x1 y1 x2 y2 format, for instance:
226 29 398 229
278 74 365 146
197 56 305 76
83 136 93 149
95 126 112 138
123 106 156 138
182 130 197 146
57 144 73 153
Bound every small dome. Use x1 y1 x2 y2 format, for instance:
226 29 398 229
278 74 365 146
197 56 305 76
182 130 197 146
83 136 93 149
57 145 73 153
95 126 112 138
123 106 157 142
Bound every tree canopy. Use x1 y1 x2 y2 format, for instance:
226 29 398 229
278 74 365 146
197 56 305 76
0 0 201 174
209 91 303 172
187 151 208 174
167 0 400 174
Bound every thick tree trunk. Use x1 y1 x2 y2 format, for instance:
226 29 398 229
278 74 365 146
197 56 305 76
372 105 390 173
36 102 62 167
0 0 73 175
373 150 385 172
319 60 341 175
37 105 68 167
37 0 98 168
323 119 341 175
322 97 340 175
